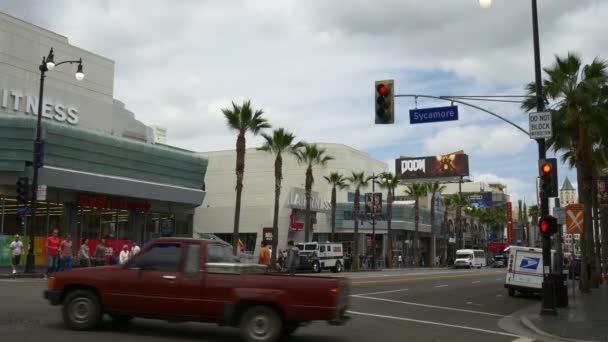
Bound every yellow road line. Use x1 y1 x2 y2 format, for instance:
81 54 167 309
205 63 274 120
352 271 505 285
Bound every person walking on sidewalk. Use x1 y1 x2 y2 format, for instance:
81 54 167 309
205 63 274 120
79 238 91 267
286 240 300 275
94 239 106 266
258 241 270 266
9 235 24 275
45 229 61 276
59 234 73 271
119 245 130 264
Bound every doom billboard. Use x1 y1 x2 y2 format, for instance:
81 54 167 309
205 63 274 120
395 151 470 180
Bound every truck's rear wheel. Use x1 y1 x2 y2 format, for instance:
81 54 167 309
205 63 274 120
240 306 282 342
62 289 102 330
333 261 343 273
313 261 321 273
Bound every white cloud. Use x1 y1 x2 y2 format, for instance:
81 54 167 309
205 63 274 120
471 172 531 205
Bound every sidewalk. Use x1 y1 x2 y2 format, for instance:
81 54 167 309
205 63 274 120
521 284 608 342
0 265 46 278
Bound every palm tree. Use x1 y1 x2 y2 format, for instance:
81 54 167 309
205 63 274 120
346 171 374 271
427 181 446 267
522 52 608 292
222 100 271 254
324 172 349 242
405 183 428 266
293 143 334 242
449 193 469 250
440 196 453 265
378 173 401 268
258 128 301 269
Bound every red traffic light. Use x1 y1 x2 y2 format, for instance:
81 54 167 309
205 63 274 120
541 163 552 174
377 84 387 95
540 219 549 233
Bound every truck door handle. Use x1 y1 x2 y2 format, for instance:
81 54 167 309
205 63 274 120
162 275 177 280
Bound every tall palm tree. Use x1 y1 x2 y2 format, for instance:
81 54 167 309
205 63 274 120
440 196 453 265
293 143 334 242
427 181 446 267
449 193 469 250
324 172 349 242
346 171 373 271
405 183 428 266
258 128 301 269
222 100 271 254
378 172 401 268
522 52 608 292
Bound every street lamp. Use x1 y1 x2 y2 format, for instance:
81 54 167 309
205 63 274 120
24 48 84 273
478 0 557 314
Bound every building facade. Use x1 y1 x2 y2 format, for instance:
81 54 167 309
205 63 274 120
0 12 207 265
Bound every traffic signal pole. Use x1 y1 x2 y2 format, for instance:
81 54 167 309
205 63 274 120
531 0 558 315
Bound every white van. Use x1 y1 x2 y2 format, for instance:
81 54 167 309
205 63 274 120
296 242 344 273
504 246 556 296
454 249 486 269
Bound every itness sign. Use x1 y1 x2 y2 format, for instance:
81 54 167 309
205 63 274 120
529 111 552 139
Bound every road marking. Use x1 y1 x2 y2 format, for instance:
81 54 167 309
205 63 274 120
347 311 523 338
472 281 481 284
351 288 409 296
510 338 535 342
352 271 502 285
434 284 448 288
352 295 504 317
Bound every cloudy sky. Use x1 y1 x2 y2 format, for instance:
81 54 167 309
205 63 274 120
3 0 606 204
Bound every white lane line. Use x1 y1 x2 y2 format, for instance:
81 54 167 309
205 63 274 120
434 284 448 288
510 337 535 342
347 311 523 339
351 289 409 296
352 295 504 317
472 281 481 284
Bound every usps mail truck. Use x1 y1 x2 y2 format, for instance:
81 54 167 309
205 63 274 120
504 246 556 296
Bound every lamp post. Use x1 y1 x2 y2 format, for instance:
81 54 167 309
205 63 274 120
371 172 376 270
24 48 84 273
479 0 557 314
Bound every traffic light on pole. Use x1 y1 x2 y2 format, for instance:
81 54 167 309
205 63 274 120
16 177 30 204
539 215 558 237
375 80 394 124
538 158 558 198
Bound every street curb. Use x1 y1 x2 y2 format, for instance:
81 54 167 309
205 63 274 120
0 273 45 279
520 316 599 342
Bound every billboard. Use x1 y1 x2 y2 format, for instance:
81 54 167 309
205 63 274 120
365 193 382 214
395 151 469 180
468 192 493 208
506 202 513 244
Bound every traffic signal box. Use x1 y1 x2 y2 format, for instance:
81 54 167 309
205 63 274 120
375 80 394 124
539 215 558 237
16 177 30 204
539 158 558 198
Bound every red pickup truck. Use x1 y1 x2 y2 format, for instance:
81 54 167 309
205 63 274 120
44 237 350 342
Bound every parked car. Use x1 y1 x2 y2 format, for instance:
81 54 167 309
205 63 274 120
44 237 351 342
493 255 506 268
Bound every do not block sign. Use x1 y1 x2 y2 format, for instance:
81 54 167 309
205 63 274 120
529 111 552 139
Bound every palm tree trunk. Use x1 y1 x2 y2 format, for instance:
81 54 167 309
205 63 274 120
387 187 393 269
430 193 436 268
331 186 337 242
576 123 593 292
592 175 602 286
271 153 282 270
232 132 246 254
601 207 608 282
353 190 360 271
414 199 420 267
304 166 313 242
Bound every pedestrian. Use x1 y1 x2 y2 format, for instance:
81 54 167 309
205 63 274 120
286 240 300 275
79 238 91 267
94 239 106 266
45 229 61 277
130 242 141 256
9 234 24 275
398 255 403 268
258 241 270 266
59 234 73 271
119 244 130 264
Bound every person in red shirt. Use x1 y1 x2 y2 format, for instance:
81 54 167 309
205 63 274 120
46 229 61 277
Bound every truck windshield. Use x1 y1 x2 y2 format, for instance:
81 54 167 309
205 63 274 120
456 254 472 259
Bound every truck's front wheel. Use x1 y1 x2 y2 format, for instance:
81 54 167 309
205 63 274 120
62 289 102 330
240 306 282 342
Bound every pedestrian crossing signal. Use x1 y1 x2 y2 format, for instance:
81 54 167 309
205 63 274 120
16 177 30 204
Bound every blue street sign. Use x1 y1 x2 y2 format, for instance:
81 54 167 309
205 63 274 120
16 207 31 215
409 105 459 124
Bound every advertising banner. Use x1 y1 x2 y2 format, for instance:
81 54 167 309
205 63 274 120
262 228 273 244
506 202 513 244
566 204 584 234
597 177 608 206
395 151 469 180
365 193 382 214
468 192 493 208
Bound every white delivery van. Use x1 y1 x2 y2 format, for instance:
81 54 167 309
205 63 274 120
296 242 344 273
504 246 556 296
454 249 486 269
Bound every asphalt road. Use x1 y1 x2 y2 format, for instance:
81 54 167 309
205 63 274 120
0 268 545 342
